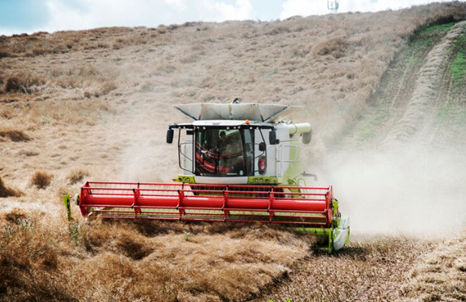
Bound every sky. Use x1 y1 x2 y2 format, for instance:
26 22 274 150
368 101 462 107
0 0 462 35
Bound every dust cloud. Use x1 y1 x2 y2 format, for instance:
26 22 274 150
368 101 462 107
315 145 466 236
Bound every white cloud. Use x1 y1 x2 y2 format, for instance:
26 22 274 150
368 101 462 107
280 0 463 19
42 0 254 33
280 0 328 19
162 0 188 12
195 0 254 22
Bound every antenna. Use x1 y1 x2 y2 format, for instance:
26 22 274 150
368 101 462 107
327 0 339 13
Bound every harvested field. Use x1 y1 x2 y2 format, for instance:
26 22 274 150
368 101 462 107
399 232 466 302
257 236 432 301
1 2 466 301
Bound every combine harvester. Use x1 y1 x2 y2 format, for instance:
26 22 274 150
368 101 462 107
70 102 350 252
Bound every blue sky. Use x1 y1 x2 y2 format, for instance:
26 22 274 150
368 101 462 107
0 0 461 35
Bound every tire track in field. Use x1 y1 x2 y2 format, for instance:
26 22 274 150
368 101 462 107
382 21 466 149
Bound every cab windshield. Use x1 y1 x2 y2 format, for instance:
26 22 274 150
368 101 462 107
195 128 254 177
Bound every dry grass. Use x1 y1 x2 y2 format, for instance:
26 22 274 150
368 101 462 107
0 213 315 302
0 128 30 142
0 211 435 302
4 208 27 222
72 222 315 301
30 170 53 189
0 176 22 197
3 76 44 93
18 150 40 157
312 37 348 58
0 107 15 119
0 26 170 60
7 99 116 126
67 168 90 185
0 212 71 302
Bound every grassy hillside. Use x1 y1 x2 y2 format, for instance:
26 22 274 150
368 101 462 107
1 2 466 301
346 20 466 151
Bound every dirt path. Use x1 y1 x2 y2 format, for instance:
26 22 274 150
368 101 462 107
382 21 466 149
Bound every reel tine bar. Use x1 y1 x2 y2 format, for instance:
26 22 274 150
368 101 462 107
79 182 333 227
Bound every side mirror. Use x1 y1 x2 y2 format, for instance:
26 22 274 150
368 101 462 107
166 129 174 144
302 131 312 144
269 129 278 145
259 142 266 152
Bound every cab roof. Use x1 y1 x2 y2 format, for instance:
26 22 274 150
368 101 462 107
174 103 298 122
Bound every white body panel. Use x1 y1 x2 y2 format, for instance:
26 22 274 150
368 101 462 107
275 124 293 177
333 216 350 251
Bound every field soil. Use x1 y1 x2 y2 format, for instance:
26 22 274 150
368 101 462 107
1 2 466 301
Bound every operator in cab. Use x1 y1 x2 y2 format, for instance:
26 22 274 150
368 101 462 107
211 131 232 153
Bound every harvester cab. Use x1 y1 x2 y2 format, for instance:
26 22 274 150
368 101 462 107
71 102 350 252
168 103 313 186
